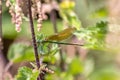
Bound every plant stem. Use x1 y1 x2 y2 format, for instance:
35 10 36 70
50 10 57 33
28 0 41 80
50 9 65 71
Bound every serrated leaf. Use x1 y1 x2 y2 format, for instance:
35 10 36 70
15 66 39 80
69 13 81 30
37 34 50 55
38 42 49 55
49 44 59 56
37 34 59 56
63 10 81 30
74 21 107 49
60 11 81 30
38 43 59 56
60 0 81 30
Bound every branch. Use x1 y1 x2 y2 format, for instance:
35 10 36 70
27 0 41 80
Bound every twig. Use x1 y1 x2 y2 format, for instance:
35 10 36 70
50 9 65 71
27 0 41 80
50 10 57 33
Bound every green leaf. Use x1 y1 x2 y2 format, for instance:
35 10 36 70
74 21 107 49
38 42 50 55
37 34 48 55
38 42 59 56
7 43 35 63
60 1 81 30
15 66 39 80
60 10 81 30
49 44 60 56
68 11 81 30
37 34 61 56
68 57 83 75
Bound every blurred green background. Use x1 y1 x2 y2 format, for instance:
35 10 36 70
2 0 120 80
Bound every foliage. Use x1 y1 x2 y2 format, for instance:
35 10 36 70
15 66 39 80
74 21 107 49
37 34 59 56
60 0 81 30
45 57 84 80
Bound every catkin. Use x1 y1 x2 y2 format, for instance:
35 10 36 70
15 0 23 32
36 0 43 31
